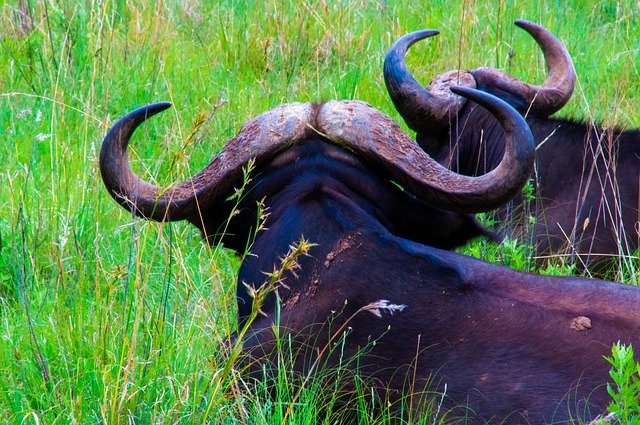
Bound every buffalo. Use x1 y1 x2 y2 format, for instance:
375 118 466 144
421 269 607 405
385 20 640 273
100 65 640 423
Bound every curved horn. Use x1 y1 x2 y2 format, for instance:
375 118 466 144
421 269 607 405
383 30 475 136
470 20 576 116
102 90 532 221
100 102 179 221
319 87 534 213
100 102 314 221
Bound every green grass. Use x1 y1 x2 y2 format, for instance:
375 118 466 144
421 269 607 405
0 0 639 423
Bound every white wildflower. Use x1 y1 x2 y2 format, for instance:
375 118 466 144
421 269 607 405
35 133 51 142
16 108 32 119
55 214 70 252
241 281 258 299
89 142 97 163
361 299 407 318
35 110 43 122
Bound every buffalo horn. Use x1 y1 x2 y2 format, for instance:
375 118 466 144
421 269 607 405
319 88 533 213
100 88 533 222
384 20 576 136
470 20 576 116
383 30 474 136
100 102 314 221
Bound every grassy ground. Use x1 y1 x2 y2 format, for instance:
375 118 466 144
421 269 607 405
0 0 638 423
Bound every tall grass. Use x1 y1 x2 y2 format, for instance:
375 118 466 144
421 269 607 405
0 0 638 423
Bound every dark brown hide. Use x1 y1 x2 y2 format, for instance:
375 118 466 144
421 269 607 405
239 180 640 422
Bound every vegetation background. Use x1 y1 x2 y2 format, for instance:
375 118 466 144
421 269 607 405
0 0 638 423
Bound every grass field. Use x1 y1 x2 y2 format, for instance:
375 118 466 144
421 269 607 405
0 0 639 423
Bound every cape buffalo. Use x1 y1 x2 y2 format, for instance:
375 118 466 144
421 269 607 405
385 20 640 273
100 84 640 422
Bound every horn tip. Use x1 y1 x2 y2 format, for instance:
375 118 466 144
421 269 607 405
422 28 440 36
148 102 173 114
514 19 541 32
514 19 531 26
449 85 472 97
391 29 440 50
412 29 440 40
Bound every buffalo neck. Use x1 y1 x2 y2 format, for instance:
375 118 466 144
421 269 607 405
230 139 493 323
428 103 639 179
234 140 400 323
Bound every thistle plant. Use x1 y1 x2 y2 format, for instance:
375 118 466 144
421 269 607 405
603 343 640 424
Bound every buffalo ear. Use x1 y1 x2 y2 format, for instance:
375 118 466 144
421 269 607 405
394 201 497 250
431 212 498 250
